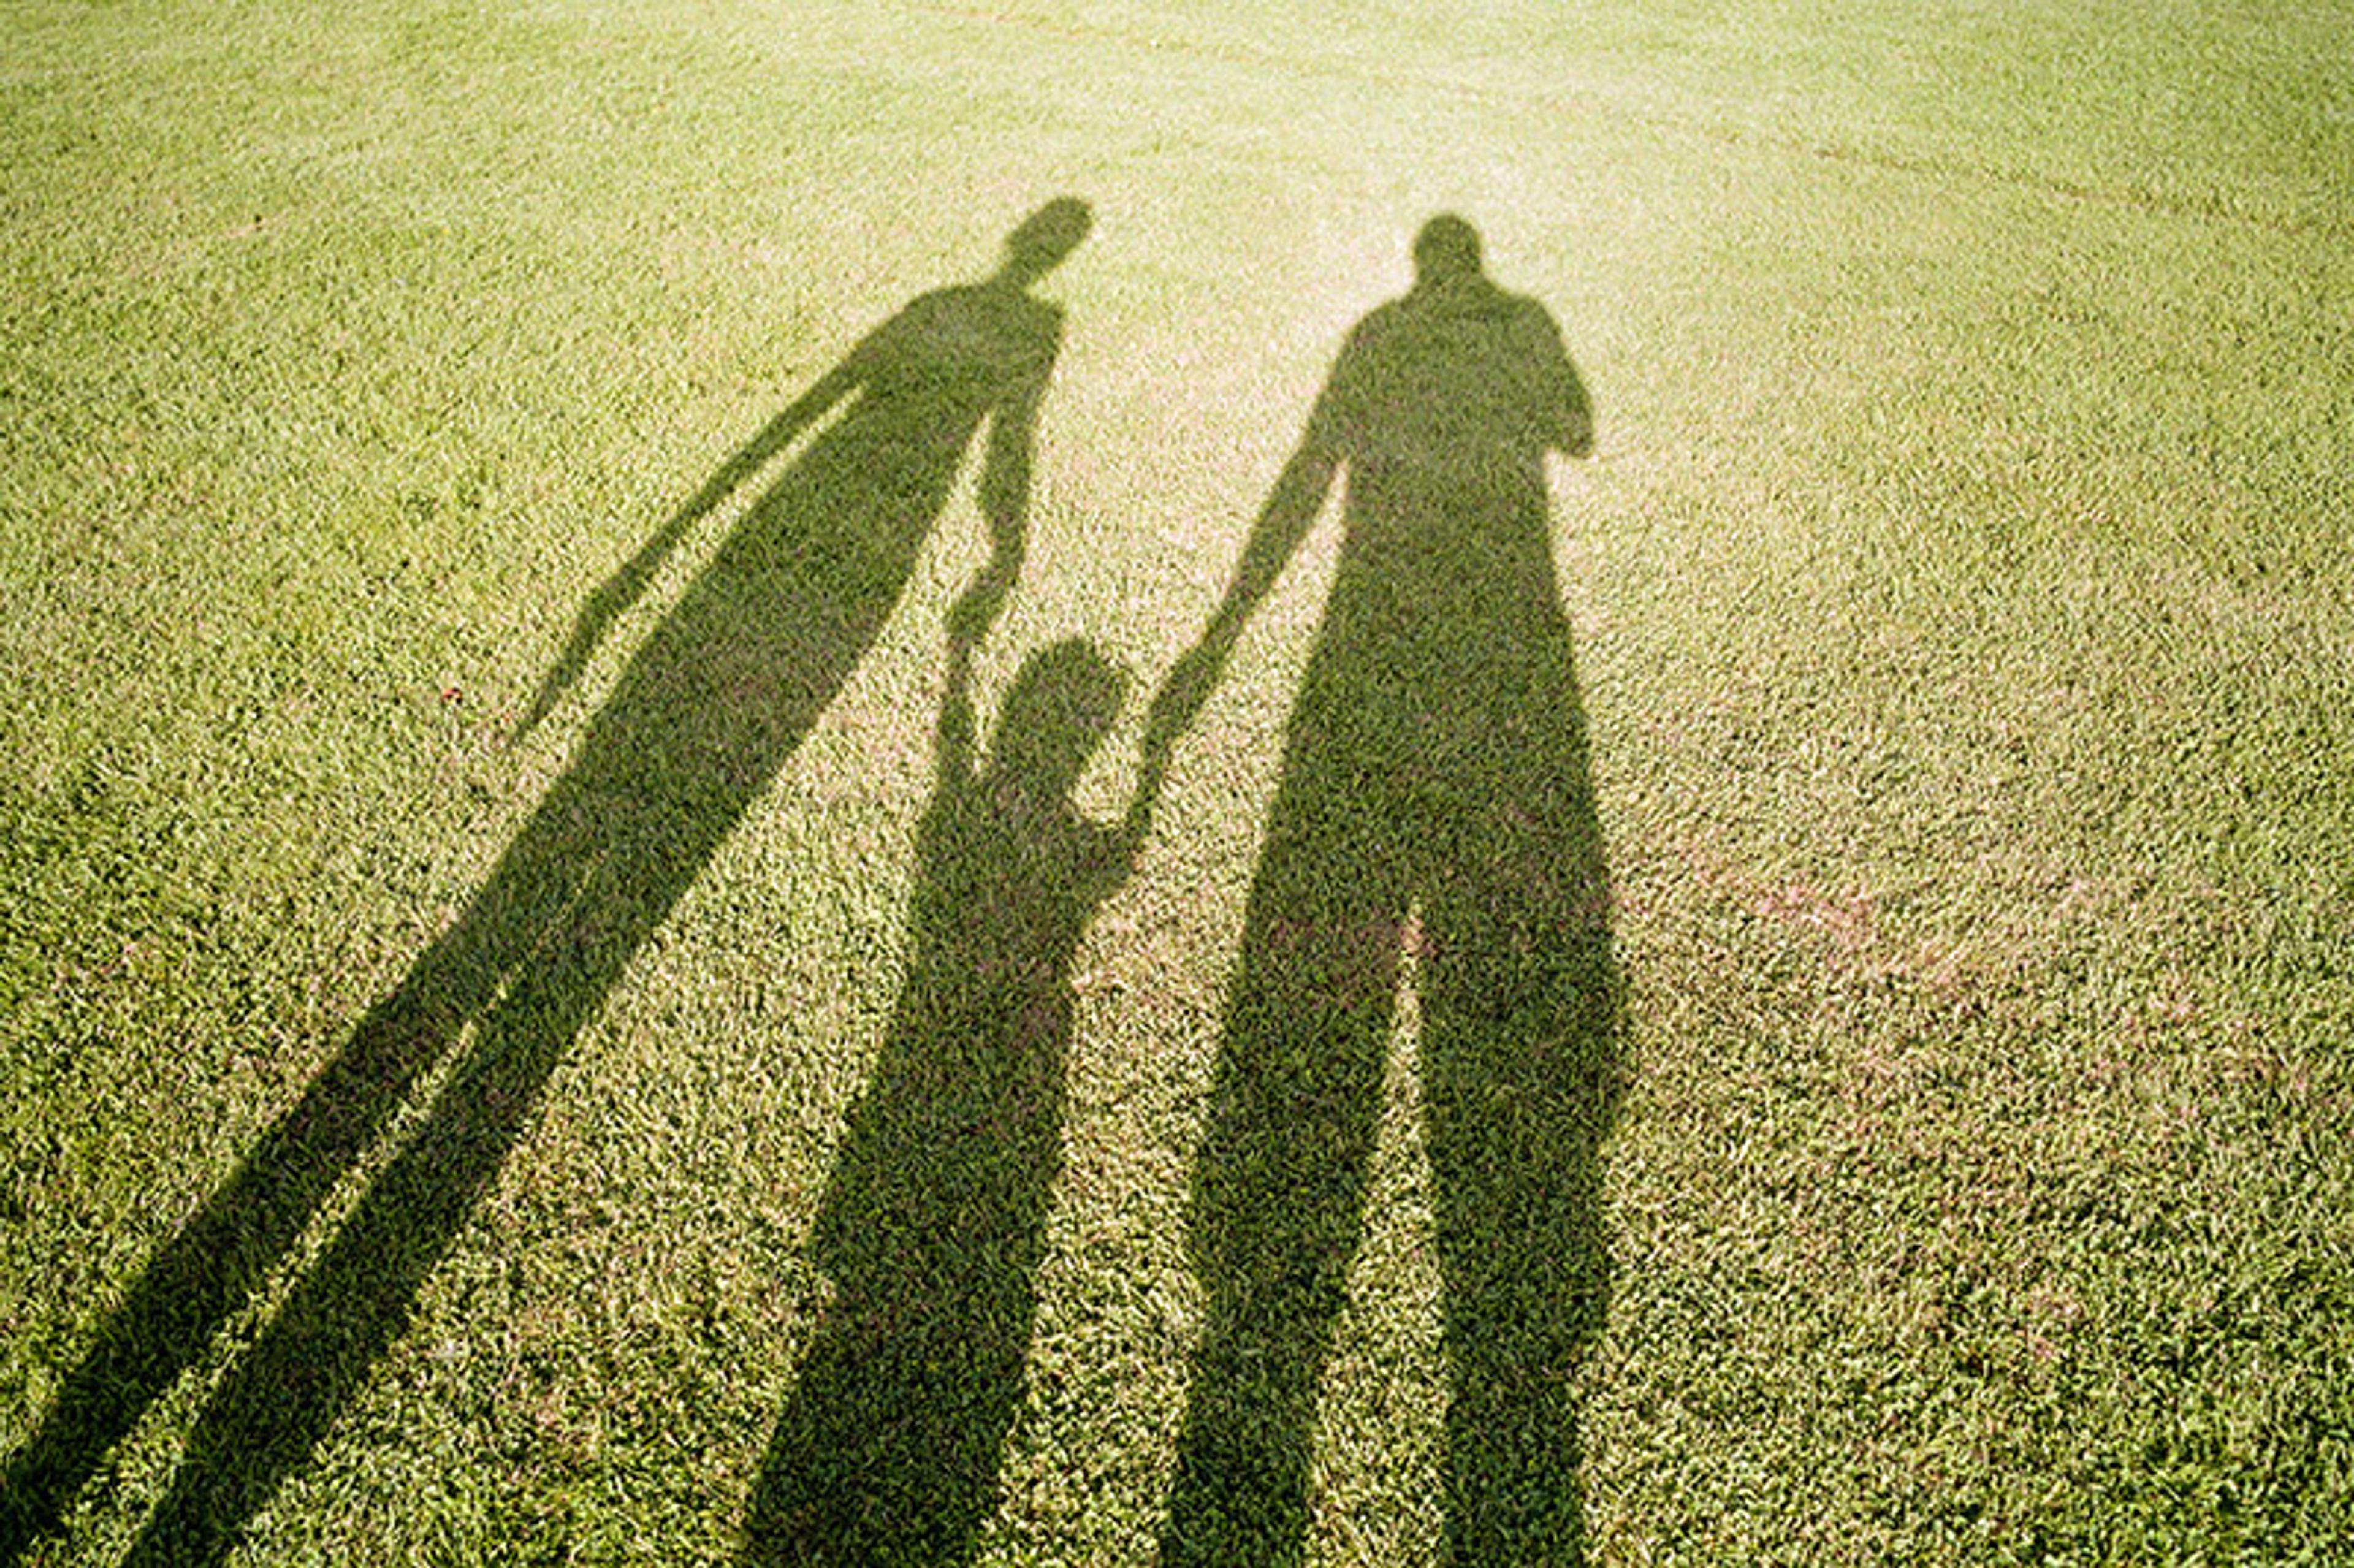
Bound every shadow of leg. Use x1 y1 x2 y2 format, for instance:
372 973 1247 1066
1161 872 1400 1568
116 869 644 1568
745 1272 1035 1566
1423 849 1617 1568
0 842 560 1562
745 1033 1064 1567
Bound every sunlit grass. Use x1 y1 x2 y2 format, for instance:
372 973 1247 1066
4 1 2350 1562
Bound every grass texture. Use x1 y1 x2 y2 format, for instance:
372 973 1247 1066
4 1 2351 1562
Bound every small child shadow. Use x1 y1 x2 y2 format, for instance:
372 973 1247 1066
745 631 1157 1566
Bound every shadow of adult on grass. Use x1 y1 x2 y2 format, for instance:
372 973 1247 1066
0 198 1092 1567
743 618 1165 1565
1149 216 1623 1567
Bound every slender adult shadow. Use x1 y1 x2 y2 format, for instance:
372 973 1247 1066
0 199 1093 1567
744 625 1160 1566
1149 216 1623 1567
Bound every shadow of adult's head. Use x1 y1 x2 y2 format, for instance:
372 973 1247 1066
1154 215 1620 1567
1 202 1092 1568
1414 210 1482 284
519 196 1094 739
745 635 1152 1567
999 194 1094 288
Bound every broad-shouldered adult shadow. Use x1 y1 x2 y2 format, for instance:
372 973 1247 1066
0 199 1092 1567
744 622 1162 1566
1149 216 1623 1567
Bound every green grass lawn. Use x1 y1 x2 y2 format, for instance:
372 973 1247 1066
5 1 2351 1562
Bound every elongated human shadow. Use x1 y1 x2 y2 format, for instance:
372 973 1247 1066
744 624 1162 1566
1149 216 1622 1567
0 199 1092 1567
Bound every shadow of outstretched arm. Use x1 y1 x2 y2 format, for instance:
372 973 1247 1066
515 356 866 738
1159 218 1619 1566
1145 411 1339 763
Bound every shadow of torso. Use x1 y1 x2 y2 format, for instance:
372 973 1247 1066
1165 268 1620 1568
749 718 1135 1564
55 275 1067 1568
574 281 1061 811
1306 275 1591 826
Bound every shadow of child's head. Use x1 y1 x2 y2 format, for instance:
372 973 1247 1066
990 637 1126 805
